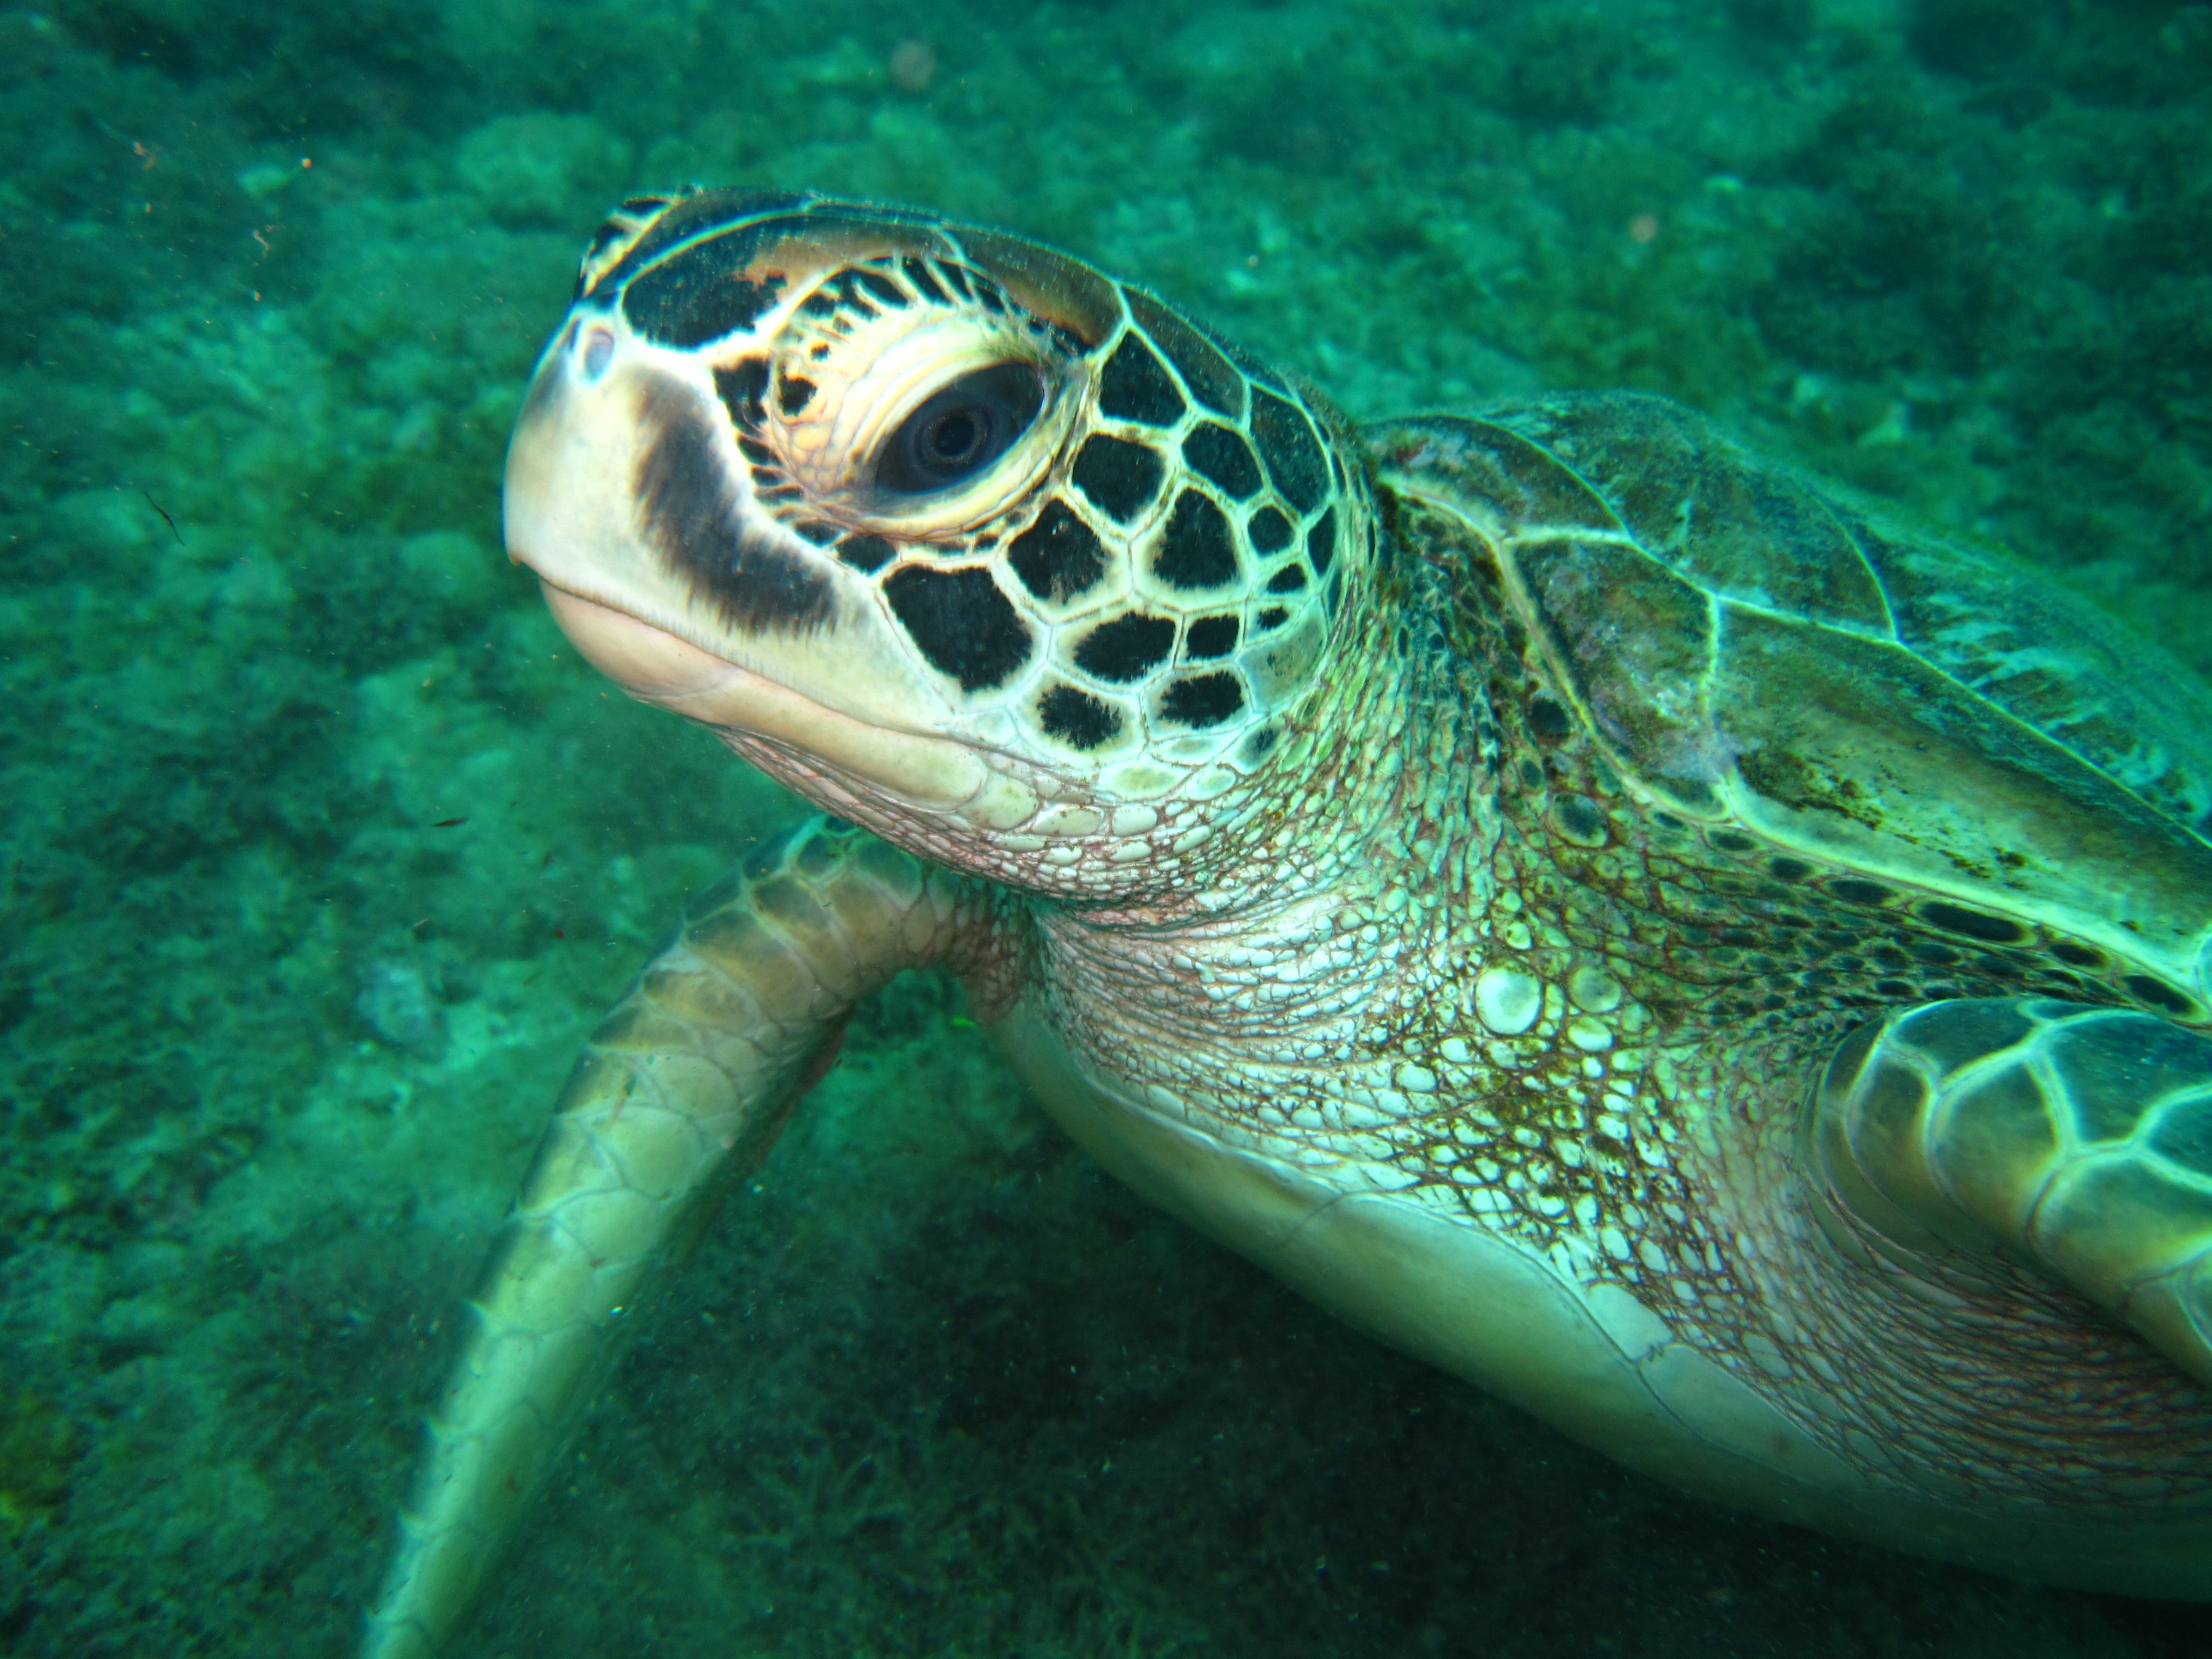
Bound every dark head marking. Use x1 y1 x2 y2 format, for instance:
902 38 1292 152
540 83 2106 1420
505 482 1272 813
1553 794 1607 844
1182 422 1264 500
1071 434 1166 523
1099 332 1187 427
1248 505 1294 554
624 255 787 349
632 373 838 633
712 359 771 428
838 533 897 573
1526 695 1573 744
1161 671 1245 727
1074 613 1176 682
1248 388 1328 514
1828 878 1893 905
1040 684 1124 751
1124 290 1244 418
1306 506 1338 571
1185 615 1240 659
776 373 817 417
1008 498 1107 603
883 563 1032 691
1153 490 1237 590
2127 975 2196 1017
1917 901 2025 944
901 255 951 304
851 267 907 309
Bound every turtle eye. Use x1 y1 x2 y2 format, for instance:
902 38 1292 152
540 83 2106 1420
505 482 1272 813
876 363 1044 495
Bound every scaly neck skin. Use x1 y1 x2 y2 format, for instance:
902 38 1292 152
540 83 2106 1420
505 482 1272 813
716 504 1509 1102
1017 523 1508 1101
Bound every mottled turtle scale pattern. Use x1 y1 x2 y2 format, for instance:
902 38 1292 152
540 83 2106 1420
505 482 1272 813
364 190 2212 1658
1345 418 2212 1483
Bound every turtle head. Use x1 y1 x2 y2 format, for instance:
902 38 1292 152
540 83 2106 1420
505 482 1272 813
506 188 1376 898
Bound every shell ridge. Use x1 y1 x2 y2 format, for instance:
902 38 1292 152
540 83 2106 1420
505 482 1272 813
1830 498 1902 642
1723 590 2212 855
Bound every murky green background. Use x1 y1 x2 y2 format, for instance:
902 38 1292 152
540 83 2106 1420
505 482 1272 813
3 0 2209 1654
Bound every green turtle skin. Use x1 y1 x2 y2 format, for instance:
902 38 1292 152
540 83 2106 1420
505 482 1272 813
363 191 2212 1658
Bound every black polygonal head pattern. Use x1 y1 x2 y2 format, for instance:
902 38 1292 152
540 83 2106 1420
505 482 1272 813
1072 434 1165 523
1074 612 1177 682
1098 332 1187 428
883 564 1032 691
1161 671 1245 728
1039 684 1124 751
1008 499 1108 604
571 193 1373 791
1152 491 1238 590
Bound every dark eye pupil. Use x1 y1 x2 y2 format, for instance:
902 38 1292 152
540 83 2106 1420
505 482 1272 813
924 410 981 464
876 363 1045 495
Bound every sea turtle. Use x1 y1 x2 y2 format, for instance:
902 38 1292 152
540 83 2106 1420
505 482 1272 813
363 188 2212 1656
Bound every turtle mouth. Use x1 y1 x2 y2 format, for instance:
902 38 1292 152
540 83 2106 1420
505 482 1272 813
536 579 758 705
535 579 1029 820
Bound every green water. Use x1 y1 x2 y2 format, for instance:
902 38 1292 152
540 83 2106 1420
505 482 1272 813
3 1 2209 1654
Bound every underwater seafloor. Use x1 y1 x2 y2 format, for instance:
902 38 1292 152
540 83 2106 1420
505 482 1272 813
4 0 2212 1654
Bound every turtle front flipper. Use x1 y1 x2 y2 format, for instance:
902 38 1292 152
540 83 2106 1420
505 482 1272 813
1807 997 2212 1387
363 820 972 1659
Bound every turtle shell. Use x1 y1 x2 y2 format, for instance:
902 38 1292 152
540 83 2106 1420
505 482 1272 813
1372 394 2212 1008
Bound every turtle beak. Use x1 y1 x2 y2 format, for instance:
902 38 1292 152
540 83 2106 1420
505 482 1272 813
535 582 750 701
503 317 952 723
533 580 985 802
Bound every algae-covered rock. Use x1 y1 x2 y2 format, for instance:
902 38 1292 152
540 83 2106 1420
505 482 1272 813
0 1395 85 1538
455 114 634 230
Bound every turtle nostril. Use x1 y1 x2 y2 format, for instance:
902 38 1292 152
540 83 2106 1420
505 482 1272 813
581 327 615 380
